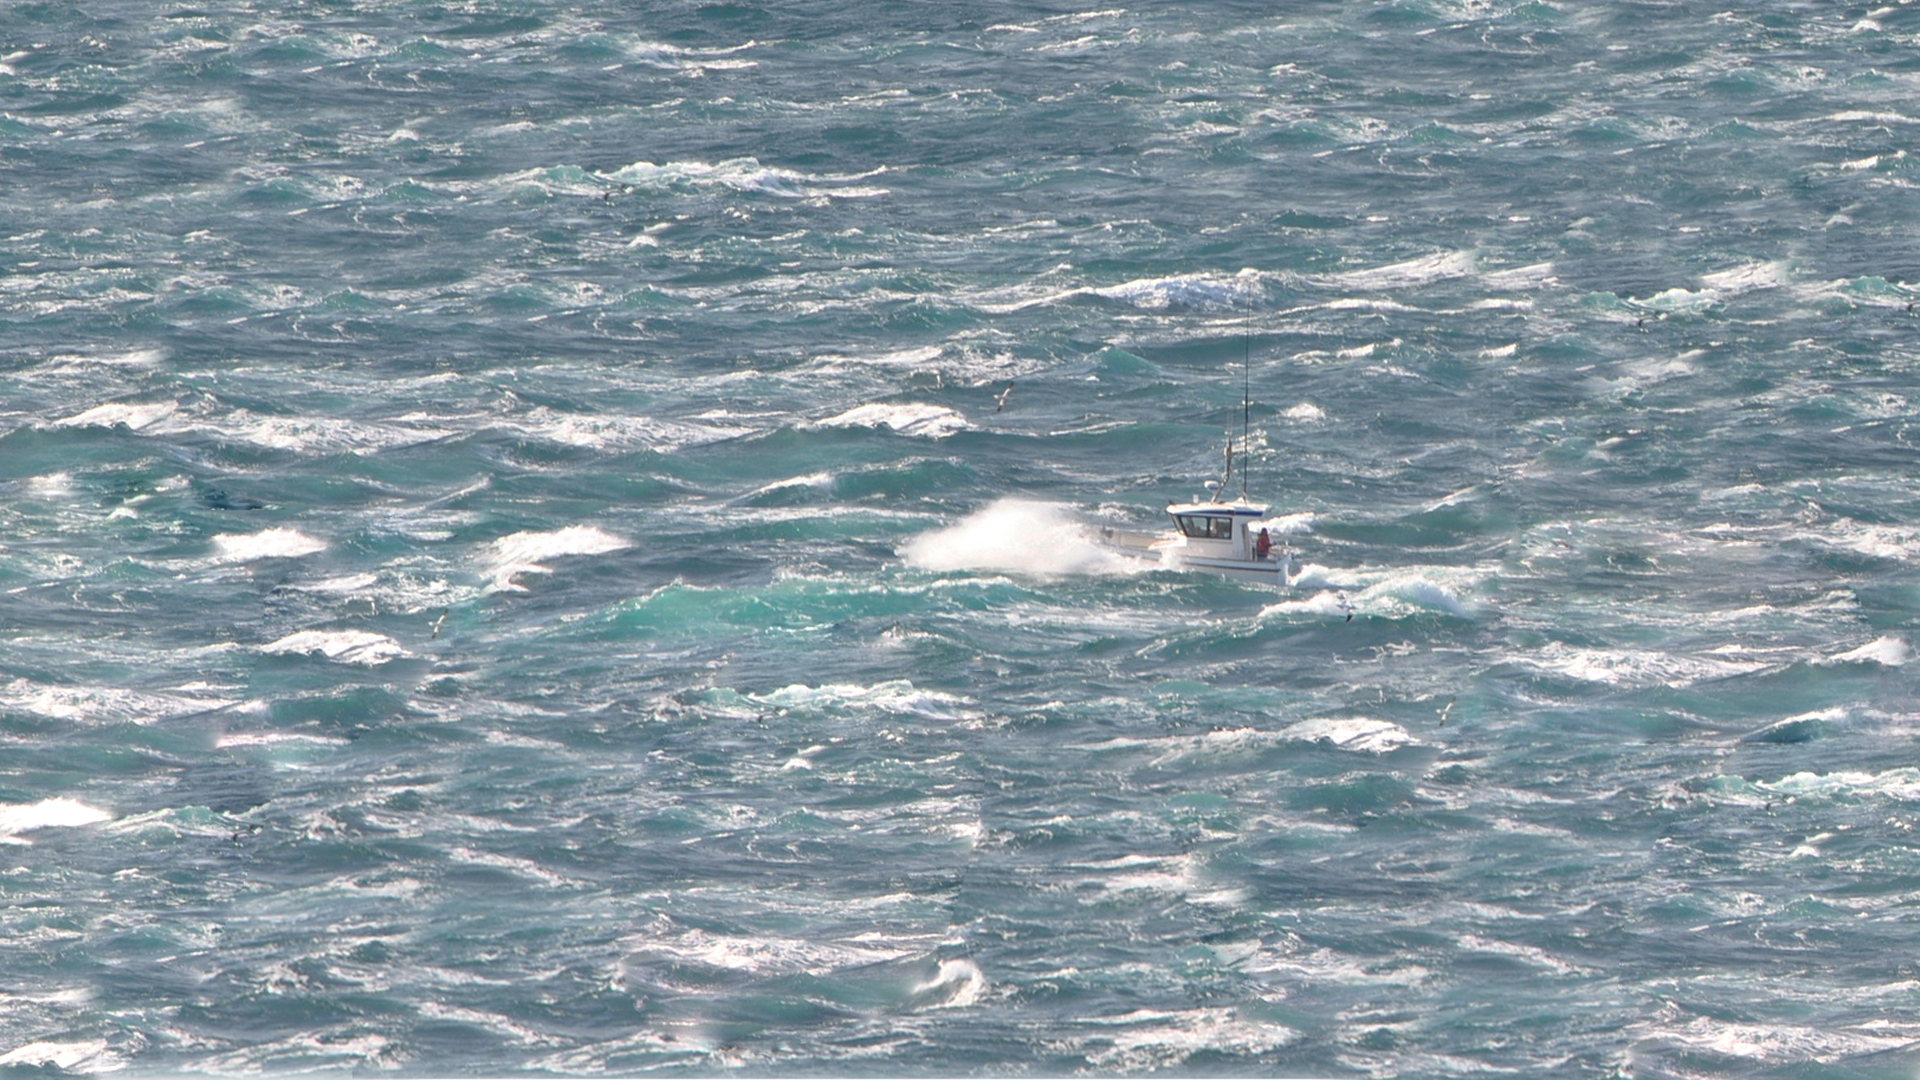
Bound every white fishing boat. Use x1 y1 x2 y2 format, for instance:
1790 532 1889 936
1098 476 1298 586
1096 290 1301 585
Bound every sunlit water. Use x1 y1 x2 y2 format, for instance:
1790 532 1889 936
5 2 1920 1076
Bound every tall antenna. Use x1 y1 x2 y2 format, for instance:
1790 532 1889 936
1241 274 1252 500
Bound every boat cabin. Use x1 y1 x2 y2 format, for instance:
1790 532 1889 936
1165 500 1270 561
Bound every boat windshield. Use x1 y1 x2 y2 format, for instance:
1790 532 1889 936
1174 514 1235 539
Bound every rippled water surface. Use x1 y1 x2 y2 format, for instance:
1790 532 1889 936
5 2 1920 1076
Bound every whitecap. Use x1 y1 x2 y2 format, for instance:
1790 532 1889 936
1099 727 1283 769
1069 1008 1297 1072
1633 1015 1906 1064
1821 110 1915 126
0 679 235 724
1759 768 1920 802
599 157 883 200
302 572 380 595
505 410 747 452
1259 590 1353 619
1820 635 1908 667
415 1002 560 1048
750 680 970 719
287 569 458 614
261 629 408 665
215 732 351 749
1699 259 1790 294
911 958 985 1009
52 400 179 432
1085 271 1259 311
1313 296 1420 314
527 1033 703 1075
816 402 969 439
1639 286 1717 314
446 846 575 888
1273 567 1477 620
1281 402 1326 422
484 524 629 593
743 472 835 499
1811 519 1920 561
46 347 165 369
1454 933 1588 975
1284 562 1364 590
1278 717 1416 753
1068 851 1204 899
1385 577 1475 617
0 1039 128 1073
196 1031 396 1074
1479 261 1557 290
1744 707 1848 743
1260 511 1317 535
605 157 804 195
0 798 113 844
810 345 943 369
212 527 326 562
25 472 73 497
1525 642 1766 687
198 411 452 454
1328 250 1475 290
625 926 914 976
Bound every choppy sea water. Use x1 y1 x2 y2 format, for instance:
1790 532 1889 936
5 1 1920 1076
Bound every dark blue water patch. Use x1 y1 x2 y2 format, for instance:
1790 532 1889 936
1284 773 1428 819
156 761 277 815
0 424 164 481
1848 582 1920 629
250 686 419 734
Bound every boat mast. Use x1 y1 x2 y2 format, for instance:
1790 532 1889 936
1242 275 1252 500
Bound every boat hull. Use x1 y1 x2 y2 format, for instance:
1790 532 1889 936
1096 526 1293 585
1167 552 1292 584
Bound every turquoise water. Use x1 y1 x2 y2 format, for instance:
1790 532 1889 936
5 2 1920 1075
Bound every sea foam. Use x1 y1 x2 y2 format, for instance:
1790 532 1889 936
1085 271 1260 311
484 525 629 592
261 630 407 665
902 499 1131 576
1279 717 1417 753
1820 635 1908 667
816 402 969 439
52 400 179 431
0 1039 128 1073
0 798 113 844
1071 1008 1297 1072
212 528 326 562
1329 250 1476 289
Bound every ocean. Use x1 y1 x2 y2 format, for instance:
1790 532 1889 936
4 1 1920 1075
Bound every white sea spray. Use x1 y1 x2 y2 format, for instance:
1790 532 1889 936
901 498 1132 576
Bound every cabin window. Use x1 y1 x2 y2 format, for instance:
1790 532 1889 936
1174 515 1236 539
